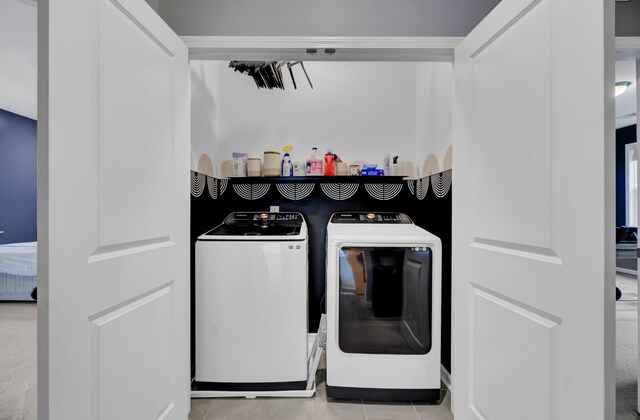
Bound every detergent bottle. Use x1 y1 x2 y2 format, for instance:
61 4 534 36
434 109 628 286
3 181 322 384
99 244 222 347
281 146 293 176
306 147 323 175
324 150 336 176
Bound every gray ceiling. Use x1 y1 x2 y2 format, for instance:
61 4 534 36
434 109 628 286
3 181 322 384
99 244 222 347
154 0 640 37
617 0 640 36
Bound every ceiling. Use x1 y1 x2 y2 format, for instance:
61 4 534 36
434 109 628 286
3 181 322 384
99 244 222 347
616 60 637 129
0 0 36 120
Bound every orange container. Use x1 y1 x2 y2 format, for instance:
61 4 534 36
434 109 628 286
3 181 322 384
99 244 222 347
324 152 336 176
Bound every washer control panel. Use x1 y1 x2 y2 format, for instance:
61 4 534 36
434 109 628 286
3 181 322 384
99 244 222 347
253 213 300 222
330 212 412 224
203 212 304 237
222 212 302 225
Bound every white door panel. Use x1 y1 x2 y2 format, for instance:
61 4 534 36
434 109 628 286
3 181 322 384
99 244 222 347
90 288 174 420
39 0 189 418
453 0 614 418
470 0 552 251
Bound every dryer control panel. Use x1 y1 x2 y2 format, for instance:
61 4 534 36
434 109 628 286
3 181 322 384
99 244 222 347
330 212 412 224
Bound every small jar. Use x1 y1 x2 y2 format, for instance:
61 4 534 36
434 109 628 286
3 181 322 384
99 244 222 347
263 151 281 177
247 158 262 177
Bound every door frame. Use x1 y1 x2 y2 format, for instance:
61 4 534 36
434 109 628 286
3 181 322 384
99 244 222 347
182 36 463 62
181 34 622 403
614 35 640 415
622 37 640 415
637 55 640 417
184 35 638 61
616 37 640 60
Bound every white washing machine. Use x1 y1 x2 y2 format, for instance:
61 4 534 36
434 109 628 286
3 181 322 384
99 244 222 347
195 212 308 391
325 212 442 401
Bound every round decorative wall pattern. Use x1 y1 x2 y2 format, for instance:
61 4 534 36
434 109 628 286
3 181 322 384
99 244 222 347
320 183 359 201
364 183 403 201
206 176 228 199
190 172 206 197
431 170 452 198
407 177 429 200
276 184 315 201
197 153 215 177
232 184 271 200
422 154 440 177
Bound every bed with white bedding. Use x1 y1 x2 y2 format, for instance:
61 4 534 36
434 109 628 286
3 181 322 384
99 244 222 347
0 242 37 301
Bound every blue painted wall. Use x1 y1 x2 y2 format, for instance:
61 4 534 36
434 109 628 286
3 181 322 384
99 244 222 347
616 124 638 227
0 109 37 245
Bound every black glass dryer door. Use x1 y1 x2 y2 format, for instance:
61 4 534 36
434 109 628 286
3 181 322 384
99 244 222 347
337 246 433 355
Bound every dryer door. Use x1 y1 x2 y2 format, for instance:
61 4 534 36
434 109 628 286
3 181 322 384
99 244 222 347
338 246 433 355
401 249 433 354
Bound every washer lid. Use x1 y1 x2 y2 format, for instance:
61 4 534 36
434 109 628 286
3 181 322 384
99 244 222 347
199 212 305 239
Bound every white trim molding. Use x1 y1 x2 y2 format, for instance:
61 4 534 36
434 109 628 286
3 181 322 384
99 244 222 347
616 37 640 60
184 36 640 62
181 36 463 62
616 267 638 277
441 365 452 392
15 0 37 7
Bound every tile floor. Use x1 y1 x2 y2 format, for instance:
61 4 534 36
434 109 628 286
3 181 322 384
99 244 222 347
189 350 452 420
188 381 453 420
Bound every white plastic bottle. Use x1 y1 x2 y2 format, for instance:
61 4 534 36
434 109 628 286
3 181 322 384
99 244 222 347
306 147 323 175
390 155 399 176
383 153 391 176
281 152 293 176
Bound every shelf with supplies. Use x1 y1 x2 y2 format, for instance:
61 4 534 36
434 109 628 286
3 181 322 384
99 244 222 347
191 170 451 202
225 175 407 184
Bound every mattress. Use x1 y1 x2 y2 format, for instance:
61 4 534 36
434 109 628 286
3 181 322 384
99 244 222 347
0 241 37 276
0 242 37 301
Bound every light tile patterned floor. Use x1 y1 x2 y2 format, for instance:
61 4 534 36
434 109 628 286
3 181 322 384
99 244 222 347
189 379 453 420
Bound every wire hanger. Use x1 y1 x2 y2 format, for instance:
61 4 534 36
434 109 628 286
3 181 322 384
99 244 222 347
288 61 313 89
229 61 313 90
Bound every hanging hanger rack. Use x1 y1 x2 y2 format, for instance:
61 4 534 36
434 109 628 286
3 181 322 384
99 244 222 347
229 61 314 90
287 61 313 89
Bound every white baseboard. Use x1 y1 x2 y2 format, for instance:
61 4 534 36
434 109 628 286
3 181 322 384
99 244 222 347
441 365 452 391
191 388 316 399
616 267 638 276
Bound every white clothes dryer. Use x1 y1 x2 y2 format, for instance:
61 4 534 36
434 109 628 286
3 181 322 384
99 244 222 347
325 212 442 401
195 212 308 391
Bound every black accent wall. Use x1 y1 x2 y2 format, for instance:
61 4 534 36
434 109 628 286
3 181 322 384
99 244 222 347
0 109 37 245
191 172 453 373
616 124 637 227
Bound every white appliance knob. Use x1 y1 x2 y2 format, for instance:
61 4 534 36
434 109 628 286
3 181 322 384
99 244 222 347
366 213 376 220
